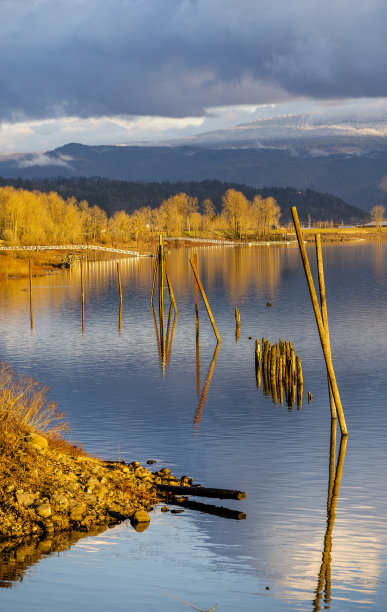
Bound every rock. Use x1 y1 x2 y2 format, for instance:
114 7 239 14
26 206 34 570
42 519 54 533
160 467 170 475
69 500 87 521
25 432 48 453
16 491 36 507
180 475 189 484
95 485 108 499
86 476 100 490
51 493 69 511
146 459 156 465
35 503 52 519
160 506 169 512
132 510 150 524
171 509 184 514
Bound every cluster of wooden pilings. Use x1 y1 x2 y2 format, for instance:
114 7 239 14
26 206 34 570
256 337 304 408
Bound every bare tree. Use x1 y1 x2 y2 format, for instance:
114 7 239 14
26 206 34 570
370 205 385 230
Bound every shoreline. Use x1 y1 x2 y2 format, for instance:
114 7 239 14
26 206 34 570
1 228 387 279
0 430 194 542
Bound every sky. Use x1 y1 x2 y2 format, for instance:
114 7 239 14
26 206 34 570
1 0 387 152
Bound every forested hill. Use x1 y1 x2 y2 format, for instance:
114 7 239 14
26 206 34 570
0 176 367 224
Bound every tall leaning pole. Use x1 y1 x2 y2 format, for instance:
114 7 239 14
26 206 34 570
291 207 347 436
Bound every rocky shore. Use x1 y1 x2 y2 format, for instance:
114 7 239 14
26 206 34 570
0 431 191 540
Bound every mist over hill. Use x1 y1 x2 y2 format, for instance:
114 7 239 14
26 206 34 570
1 114 387 212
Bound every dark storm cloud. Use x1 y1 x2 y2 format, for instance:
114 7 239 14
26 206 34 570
1 0 387 122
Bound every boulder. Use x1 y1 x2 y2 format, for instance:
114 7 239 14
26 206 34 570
132 510 150 524
25 433 48 453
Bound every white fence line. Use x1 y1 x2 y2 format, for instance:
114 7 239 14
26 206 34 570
0 245 141 256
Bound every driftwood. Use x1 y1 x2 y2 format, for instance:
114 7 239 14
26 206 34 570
156 484 246 500
171 498 246 520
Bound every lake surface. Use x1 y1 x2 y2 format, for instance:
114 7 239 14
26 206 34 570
1 242 387 611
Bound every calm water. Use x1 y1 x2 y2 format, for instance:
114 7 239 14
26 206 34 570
1 243 387 611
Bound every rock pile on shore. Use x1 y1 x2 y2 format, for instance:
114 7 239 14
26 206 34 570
0 432 190 540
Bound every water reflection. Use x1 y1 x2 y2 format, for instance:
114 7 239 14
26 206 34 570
194 342 220 432
1 245 387 611
151 302 178 375
313 423 347 610
0 525 109 589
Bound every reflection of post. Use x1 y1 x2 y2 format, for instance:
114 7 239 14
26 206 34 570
196 331 200 397
315 234 337 420
313 426 347 611
150 254 159 305
158 236 165 359
190 257 221 344
166 308 177 368
193 253 199 336
118 299 122 334
81 259 85 334
29 258 33 330
163 256 177 313
291 207 347 435
151 302 162 363
194 342 220 431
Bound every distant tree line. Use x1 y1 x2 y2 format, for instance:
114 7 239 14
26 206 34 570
0 177 368 225
0 185 282 244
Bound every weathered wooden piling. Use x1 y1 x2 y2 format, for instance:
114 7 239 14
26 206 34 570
315 233 337 420
156 484 246 500
80 258 85 334
255 336 307 409
291 206 347 435
190 257 221 344
117 262 122 302
29 258 33 330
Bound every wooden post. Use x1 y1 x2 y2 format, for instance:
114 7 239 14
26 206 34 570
117 262 122 303
316 234 337 420
81 259 85 334
190 257 221 344
29 258 33 330
291 206 347 435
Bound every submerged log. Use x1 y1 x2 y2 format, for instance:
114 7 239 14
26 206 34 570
172 498 246 520
156 484 246 500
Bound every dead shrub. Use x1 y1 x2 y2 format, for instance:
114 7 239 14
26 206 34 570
0 362 70 441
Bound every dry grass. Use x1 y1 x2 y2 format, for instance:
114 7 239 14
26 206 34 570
0 251 59 278
0 362 70 442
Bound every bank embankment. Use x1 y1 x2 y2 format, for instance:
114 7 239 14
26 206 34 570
0 362 193 540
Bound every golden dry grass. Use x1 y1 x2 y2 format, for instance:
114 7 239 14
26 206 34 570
0 362 70 442
0 251 59 278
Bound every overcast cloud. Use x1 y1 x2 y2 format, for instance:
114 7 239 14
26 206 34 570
1 0 387 150
2 0 387 120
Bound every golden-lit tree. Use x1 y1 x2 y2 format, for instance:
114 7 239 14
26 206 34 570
222 189 250 239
